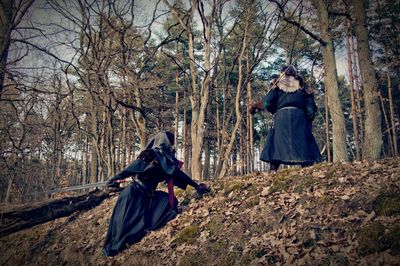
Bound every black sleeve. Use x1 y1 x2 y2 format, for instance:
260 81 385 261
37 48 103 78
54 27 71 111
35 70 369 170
108 170 132 182
264 88 278 113
172 169 199 190
305 94 318 122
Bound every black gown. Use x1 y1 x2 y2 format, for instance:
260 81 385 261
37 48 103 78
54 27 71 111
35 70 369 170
259 87 321 165
103 133 198 257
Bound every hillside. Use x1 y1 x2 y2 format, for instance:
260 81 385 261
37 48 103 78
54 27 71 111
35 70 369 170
1 158 400 265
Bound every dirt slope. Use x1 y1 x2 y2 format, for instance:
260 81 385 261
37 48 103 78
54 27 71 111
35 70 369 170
1 158 400 265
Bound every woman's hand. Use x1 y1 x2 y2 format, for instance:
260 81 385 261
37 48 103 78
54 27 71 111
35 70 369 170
196 183 211 195
249 101 263 115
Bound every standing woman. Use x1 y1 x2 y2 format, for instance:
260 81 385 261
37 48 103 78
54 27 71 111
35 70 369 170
103 131 209 256
249 66 321 171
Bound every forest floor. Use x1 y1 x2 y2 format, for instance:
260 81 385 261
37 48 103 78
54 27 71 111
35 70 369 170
1 158 400 265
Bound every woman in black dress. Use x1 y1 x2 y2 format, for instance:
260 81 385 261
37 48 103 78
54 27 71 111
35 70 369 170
103 131 209 256
249 66 321 171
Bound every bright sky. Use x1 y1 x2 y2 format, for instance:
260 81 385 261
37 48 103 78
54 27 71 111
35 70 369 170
9 0 349 85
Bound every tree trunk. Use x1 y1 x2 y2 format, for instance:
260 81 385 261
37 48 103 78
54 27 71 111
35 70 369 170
345 22 360 160
120 105 127 170
351 36 364 156
324 86 331 162
386 50 398 157
203 94 212 180
89 96 99 184
175 69 179 148
0 0 14 94
183 73 189 173
246 46 254 173
0 190 112 238
352 0 382 160
218 14 249 179
312 0 348 162
379 92 393 156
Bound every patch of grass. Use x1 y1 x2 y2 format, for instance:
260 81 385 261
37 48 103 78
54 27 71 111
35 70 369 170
180 197 191 206
177 251 206 266
310 162 329 170
357 221 400 256
246 184 260 197
174 188 185 198
374 192 400 216
219 252 239 266
270 174 297 193
294 175 315 193
223 181 246 196
324 169 337 179
239 249 266 265
173 225 200 245
316 195 334 206
387 224 400 255
357 221 387 255
243 197 259 209
205 216 224 236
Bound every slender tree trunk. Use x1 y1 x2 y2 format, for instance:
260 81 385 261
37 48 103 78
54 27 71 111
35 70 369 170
386 50 398 157
352 0 382 160
174 68 179 147
53 94 62 187
324 87 331 162
120 106 127 169
104 87 115 178
246 46 254 172
345 21 360 160
240 124 245 175
313 0 348 162
379 92 394 156
183 72 189 173
203 95 212 180
218 14 249 179
215 88 220 176
89 96 99 184
189 25 210 180
351 36 364 156
82 134 89 192
0 0 15 95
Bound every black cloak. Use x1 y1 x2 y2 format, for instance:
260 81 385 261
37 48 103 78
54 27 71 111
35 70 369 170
103 131 198 256
259 75 321 165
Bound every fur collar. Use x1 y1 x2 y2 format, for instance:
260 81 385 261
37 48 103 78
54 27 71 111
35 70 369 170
277 75 301 92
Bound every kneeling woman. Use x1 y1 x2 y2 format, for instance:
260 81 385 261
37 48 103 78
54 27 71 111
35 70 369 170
103 131 209 256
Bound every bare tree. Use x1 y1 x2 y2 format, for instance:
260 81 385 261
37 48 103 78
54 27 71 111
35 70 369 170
0 0 35 95
352 0 382 160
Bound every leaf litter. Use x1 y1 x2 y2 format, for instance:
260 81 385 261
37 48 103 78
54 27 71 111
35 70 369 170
1 158 400 265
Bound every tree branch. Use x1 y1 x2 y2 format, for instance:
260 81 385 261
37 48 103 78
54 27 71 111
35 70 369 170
269 0 327 46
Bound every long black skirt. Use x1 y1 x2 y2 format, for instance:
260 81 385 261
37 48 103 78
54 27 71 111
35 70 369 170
260 108 321 165
103 182 178 256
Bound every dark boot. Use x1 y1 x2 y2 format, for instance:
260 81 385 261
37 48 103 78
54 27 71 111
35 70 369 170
301 163 312 168
270 163 280 172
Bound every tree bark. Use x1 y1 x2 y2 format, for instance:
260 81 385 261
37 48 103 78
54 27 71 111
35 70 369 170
246 45 254 172
218 12 249 179
175 69 179 149
324 86 331 162
164 0 214 180
345 21 360 160
312 0 348 162
386 50 398 157
0 0 13 95
379 92 393 156
0 190 113 238
352 0 382 160
183 73 189 173
351 36 364 156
